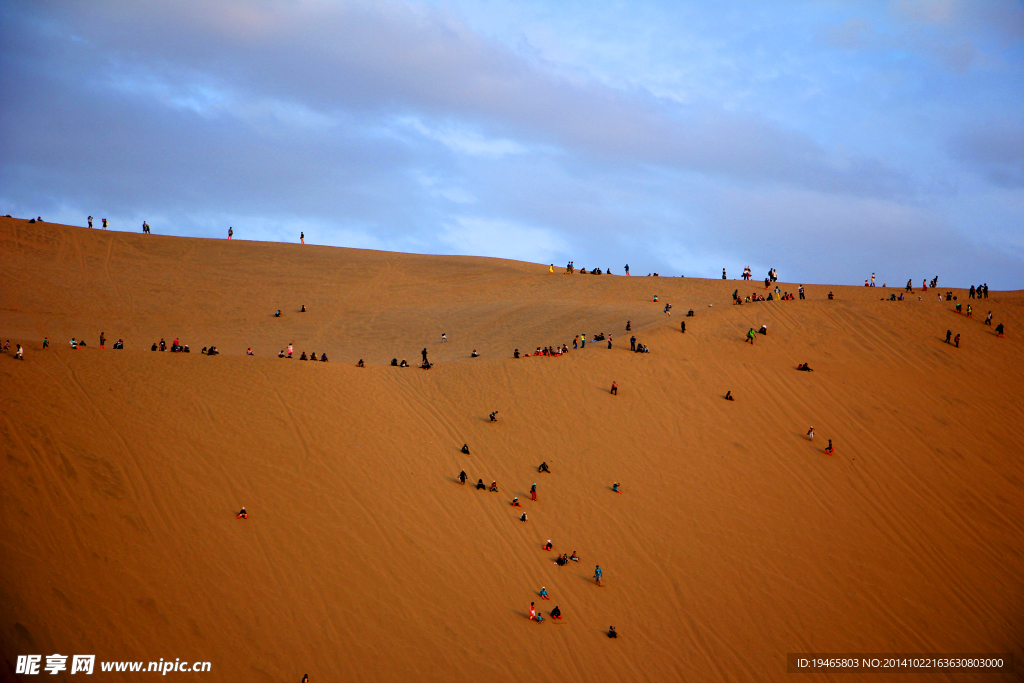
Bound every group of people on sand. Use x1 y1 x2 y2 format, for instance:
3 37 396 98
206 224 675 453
150 337 190 353
2 340 24 360
278 342 328 361
458 440 612 630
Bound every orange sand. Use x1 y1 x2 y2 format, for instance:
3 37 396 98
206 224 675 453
1 217 1021 682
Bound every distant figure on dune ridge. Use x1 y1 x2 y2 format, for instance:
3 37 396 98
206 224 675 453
725 391 733 401
824 439 834 456
228 227 233 239
300 231 304 245
549 264 554 274
87 215 93 228
807 426 814 441
459 470 467 484
102 218 108 229
237 507 247 519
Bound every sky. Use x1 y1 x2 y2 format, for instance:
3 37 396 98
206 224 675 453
1 0 1022 287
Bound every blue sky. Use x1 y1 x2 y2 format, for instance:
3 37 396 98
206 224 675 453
2 0 1022 286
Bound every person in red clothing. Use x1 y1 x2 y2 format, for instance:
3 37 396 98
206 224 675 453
824 440 834 456
530 483 537 501
529 602 537 620
237 507 248 519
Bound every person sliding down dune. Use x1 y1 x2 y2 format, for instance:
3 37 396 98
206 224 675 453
489 480 498 492
461 444 470 454
824 439 834 455
476 479 486 490
237 507 247 519
798 363 813 371
537 462 550 473
725 391 734 401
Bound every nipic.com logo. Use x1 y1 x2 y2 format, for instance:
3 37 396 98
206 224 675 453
16 654 212 675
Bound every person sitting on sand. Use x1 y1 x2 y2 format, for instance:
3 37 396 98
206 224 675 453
160 338 166 351
570 551 579 562
201 347 207 354
543 540 552 551
301 305 306 312
612 482 621 493
184 345 190 353
320 354 329 362
208 346 219 356
421 359 431 369
520 513 528 522
535 612 544 624
246 347 254 355
279 350 286 358
798 363 813 371
807 426 814 441
114 339 123 349
355 359 364 367
400 359 409 367
476 479 486 490
459 470 467 485
608 626 617 638
538 461 550 473
391 358 398 366
461 444 470 454
300 351 308 360
312 352 320 361
237 507 247 519
725 391 734 401
511 497 521 507
275 310 281 317
514 348 520 358
824 439 834 455
758 325 767 335
551 606 561 619
489 480 498 492
489 411 498 422
471 350 479 357
540 586 550 599
828 291 834 300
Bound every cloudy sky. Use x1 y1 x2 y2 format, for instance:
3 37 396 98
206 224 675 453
2 0 1022 287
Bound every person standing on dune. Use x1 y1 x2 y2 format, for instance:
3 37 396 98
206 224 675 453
824 440 834 455
228 227 233 240
287 343 294 358
88 216 93 228
954 333 960 348
807 427 814 441
300 231 305 245
611 381 618 395
594 565 603 586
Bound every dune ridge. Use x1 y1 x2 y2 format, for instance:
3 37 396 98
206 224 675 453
1 217 1022 682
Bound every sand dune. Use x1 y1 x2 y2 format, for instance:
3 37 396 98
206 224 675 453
1 217 1021 682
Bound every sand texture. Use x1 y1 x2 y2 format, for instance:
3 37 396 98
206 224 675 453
1 217 1022 682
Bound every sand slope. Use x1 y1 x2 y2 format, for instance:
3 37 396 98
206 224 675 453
1 217 1022 682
